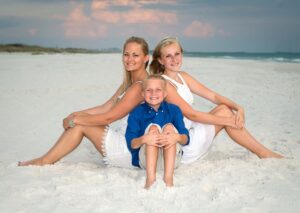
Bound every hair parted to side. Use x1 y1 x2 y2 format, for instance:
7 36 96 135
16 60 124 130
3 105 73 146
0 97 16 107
142 74 167 91
120 36 149 94
150 37 183 75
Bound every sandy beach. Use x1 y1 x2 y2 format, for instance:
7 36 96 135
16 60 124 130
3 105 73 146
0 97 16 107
0 53 299 212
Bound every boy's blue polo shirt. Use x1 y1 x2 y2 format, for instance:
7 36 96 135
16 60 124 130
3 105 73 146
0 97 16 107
125 101 189 167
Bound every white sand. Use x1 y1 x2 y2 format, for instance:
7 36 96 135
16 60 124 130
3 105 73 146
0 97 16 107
0 53 299 212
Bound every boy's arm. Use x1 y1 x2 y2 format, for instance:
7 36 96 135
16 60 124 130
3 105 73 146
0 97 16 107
177 134 188 145
125 109 142 152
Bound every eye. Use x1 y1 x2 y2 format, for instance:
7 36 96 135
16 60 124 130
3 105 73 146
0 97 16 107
123 53 129 57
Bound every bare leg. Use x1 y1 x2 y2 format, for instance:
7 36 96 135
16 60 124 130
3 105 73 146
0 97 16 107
210 105 282 158
144 125 160 189
145 144 159 189
162 124 177 187
18 125 106 166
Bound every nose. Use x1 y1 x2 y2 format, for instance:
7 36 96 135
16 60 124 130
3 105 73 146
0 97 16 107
170 55 176 61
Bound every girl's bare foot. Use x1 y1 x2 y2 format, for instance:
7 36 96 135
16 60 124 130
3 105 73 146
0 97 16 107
18 158 47 166
259 150 283 159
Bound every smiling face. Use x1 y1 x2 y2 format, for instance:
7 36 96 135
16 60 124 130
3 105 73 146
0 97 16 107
158 42 183 73
143 78 167 111
123 42 149 72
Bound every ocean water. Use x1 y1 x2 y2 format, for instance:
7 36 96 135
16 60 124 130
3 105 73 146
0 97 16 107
184 52 300 63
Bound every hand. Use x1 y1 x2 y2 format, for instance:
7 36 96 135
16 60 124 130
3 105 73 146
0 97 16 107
143 134 162 147
63 114 75 130
235 107 245 129
159 133 179 150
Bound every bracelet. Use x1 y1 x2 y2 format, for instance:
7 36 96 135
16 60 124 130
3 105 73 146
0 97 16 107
68 119 75 128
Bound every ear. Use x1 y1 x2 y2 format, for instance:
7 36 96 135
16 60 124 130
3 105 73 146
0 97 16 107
144 55 150 64
158 57 163 65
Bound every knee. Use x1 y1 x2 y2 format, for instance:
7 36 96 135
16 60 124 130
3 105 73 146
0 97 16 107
162 123 176 134
148 125 160 134
214 104 234 117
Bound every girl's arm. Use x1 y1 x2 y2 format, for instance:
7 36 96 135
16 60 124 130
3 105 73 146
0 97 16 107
165 82 237 128
181 72 245 128
72 83 144 126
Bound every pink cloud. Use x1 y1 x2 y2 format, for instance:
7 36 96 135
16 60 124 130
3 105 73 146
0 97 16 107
184 21 214 38
122 8 177 24
91 0 108 10
64 4 107 38
92 11 121 23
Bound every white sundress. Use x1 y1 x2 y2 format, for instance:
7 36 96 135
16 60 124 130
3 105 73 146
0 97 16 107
162 74 216 164
101 82 143 169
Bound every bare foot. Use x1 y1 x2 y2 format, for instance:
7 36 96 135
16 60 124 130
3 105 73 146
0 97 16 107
18 158 47 166
259 151 284 159
144 178 156 189
163 177 174 187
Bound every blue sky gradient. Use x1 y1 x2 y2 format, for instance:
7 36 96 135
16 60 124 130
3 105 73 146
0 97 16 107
0 0 299 52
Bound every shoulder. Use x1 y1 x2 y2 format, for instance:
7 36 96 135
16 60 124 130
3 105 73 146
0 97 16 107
180 71 193 81
126 82 143 94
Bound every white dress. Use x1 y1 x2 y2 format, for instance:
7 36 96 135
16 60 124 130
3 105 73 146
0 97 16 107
162 74 215 164
101 82 143 169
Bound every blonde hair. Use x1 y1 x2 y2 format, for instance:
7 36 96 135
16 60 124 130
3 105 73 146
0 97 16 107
120 36 149 94
150 37 183 75
142 74 167 91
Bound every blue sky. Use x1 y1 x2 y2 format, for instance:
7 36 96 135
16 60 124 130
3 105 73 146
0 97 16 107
0 0 299 52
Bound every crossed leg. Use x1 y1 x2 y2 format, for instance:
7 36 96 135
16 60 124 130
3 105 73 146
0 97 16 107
210 105 282 158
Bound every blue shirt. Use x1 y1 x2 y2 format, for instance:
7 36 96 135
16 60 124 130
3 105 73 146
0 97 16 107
125 101 189 167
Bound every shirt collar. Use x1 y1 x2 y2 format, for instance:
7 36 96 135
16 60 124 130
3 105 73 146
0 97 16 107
143 101 166 113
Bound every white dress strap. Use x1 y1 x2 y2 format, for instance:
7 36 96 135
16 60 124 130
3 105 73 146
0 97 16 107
162 73 194 105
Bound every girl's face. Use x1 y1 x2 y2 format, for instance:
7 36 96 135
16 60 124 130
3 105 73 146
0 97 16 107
158 43 182 72
123 42 149 72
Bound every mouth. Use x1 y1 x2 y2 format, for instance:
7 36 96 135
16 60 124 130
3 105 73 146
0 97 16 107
149 97 159 100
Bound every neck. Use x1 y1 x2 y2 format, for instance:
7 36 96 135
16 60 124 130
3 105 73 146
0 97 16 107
164 69 179 79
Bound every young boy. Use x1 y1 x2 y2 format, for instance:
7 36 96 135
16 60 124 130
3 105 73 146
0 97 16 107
125 74 189 189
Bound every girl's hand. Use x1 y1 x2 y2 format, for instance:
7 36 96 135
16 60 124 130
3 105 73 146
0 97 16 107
63 114 76 130
235 107 245 129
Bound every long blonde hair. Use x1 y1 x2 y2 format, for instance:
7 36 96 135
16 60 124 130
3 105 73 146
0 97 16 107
150 37 183 75
120 36 149 94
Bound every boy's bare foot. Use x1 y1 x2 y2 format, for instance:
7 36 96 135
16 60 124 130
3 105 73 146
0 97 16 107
163 177 173 187
144 178 156 189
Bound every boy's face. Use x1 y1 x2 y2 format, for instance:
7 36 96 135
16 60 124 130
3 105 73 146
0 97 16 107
143 79 167 110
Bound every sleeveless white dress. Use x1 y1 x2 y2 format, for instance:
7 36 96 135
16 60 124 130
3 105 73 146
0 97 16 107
162 74 215 164
101 82 143 169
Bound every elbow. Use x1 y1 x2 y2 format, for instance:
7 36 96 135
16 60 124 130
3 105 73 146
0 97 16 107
184 111 197 121
103 114 119 125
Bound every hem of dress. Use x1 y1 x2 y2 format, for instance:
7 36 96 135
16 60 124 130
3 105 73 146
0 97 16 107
101 125 110 166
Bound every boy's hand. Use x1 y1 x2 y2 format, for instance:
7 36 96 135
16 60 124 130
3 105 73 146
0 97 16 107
159 133 179 150
143 134 162 147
